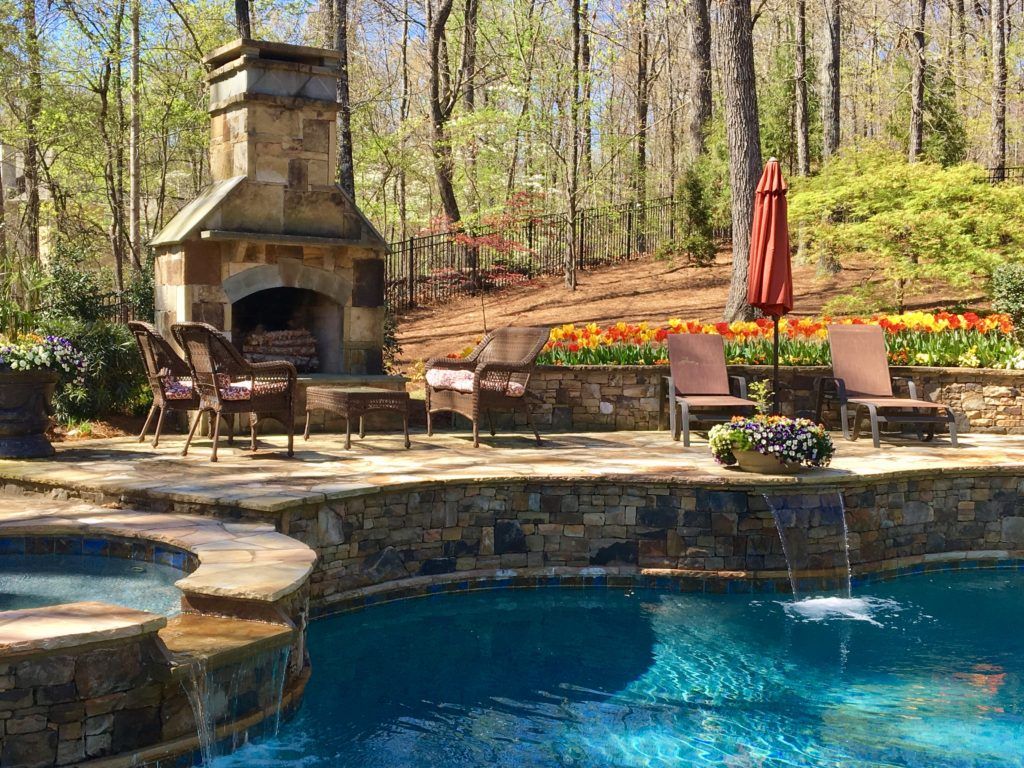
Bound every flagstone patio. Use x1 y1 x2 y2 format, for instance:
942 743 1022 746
0 430 1020 516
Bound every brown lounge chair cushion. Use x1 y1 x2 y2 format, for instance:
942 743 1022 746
680 394 758 408
846 396 947 410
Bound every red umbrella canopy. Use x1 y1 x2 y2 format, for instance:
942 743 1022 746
746 158 793 317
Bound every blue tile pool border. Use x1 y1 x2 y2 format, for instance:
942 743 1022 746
0 534 198 573
312 556 1024 619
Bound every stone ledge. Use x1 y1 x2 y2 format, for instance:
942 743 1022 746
0 601 166 659
0 497 317 604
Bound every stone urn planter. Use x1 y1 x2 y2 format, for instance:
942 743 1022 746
733 449 807 475
0 370 59 458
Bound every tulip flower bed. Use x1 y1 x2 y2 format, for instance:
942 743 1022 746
538 312 1024 369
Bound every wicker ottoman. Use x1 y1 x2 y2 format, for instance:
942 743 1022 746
303 386 411 449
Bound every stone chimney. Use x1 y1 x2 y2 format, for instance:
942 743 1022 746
206 40 338 191
150 39 389 375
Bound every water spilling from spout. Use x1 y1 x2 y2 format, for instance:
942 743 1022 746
271 645 292 736
180 657 215 766
763 490 853 599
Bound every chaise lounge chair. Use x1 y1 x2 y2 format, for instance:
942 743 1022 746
425 326 550 447
171 322 297 462
816 324 958 448
129 321 199 447
666 334 757 446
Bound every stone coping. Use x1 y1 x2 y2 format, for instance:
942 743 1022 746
315 550 1024 617
535 363 1024 376
160 612 295 670
0 495 316 603
2 432 1024 516
0 601 166 659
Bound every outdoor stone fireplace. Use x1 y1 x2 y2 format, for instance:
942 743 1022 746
150 39 389 375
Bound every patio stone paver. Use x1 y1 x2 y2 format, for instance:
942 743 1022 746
0 432 1022 517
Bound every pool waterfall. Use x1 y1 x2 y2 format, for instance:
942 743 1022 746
763 491 853 597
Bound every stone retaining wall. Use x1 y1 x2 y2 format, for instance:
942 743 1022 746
518 365 1024 433
274 472 1024 611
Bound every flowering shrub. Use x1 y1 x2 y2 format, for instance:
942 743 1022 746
0 333 85 382
708 416 835 467
538 312 1024 369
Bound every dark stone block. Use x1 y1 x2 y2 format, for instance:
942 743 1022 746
418 557 456 576
361 547 407 581
75 644 145 698
551 406 573 430
191 301 224 329
302 120 331 154
696 489 749 516
442 540 476 558
352 258 385 308
682 510 710 528
288 158 309 188
637 505 677 528
112 707 161 752
36 681 77 705
1 730 57 768
16 655 74 687
590 541 638 566
494 520 527 554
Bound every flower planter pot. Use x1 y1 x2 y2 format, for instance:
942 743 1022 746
734 449 807 475
0 370 58 459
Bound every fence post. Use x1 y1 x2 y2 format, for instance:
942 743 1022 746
577 211 586 270
406 238 415 309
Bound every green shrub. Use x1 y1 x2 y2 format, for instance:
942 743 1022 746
39 317 150 422
789 143 1024 310
991 263 1024 326
657 166 717 266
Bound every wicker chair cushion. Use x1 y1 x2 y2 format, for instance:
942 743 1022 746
161 376 195 400
426 368 526 397
218 377 290 402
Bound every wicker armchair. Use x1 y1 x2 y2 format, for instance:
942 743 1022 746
129 321 200 447
171 322 297 462
425 326 550 447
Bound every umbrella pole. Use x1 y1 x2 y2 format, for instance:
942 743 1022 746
772 316 780 415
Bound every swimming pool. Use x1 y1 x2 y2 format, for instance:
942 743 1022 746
0 553 184 615
214 570 1024 767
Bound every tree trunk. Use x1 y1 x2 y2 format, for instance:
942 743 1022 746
22 0 42 263
235 0 252 37
720 0 762 322
334 0 356 196
460 0 479 213
686 0 712 157
129 0 142 271
908 0 926 161
990 0 1007 179
0 149 7 261
580 0 593 180
428 0 461 224
821 0 841 159
398 0 410 239
633 0 649 253
795 0 810 175
567 0 582 289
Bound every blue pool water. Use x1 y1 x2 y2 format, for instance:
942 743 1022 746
0 554 183 615
217 571 1024 767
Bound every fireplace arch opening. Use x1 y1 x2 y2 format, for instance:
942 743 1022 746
231 287 343 373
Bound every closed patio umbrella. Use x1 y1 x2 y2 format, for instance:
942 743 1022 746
746 158 793 414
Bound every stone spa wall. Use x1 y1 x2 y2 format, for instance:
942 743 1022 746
276 471 1024 614
0 526 311 768
519 364 1024 433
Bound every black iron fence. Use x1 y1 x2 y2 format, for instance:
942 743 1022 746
989 166 1024 183
385 196 694 311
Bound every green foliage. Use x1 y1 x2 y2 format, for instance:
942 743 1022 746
39 317 149 422
991 263 1024 326
40 244 110 323
688 118 733 234
28 245 150 422
656 166 717 266
885 59 967 167
788 143 1024 310
382 310 402 374
747 379 773 415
